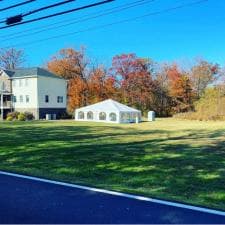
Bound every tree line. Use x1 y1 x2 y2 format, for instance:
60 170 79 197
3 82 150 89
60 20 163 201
0 47 224 118
46 47 223 117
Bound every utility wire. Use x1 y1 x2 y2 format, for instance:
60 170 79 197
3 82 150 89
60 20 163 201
0 0 74 23
23 0 76 17
2 0 208 48
0 0 155 42
0 0 151 39
0 0 115 30
0 0 35 12
0 0 76 24
1 0 76 25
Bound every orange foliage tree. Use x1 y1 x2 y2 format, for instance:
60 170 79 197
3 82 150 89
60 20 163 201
111 53 156 112
47 47 118 112
67 77 88 111
88 66 117 103
47 47 90 111
47 47 88 79
166 64 193 113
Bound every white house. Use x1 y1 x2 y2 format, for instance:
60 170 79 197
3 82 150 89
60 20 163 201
0 67 67 119
75 99 142 123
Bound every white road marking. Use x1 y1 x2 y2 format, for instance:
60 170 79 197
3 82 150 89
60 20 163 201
1 170 225 217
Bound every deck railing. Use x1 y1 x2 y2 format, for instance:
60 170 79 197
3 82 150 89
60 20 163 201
0 101 12 108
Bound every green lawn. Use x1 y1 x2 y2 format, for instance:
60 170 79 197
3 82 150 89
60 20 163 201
0 118 225 210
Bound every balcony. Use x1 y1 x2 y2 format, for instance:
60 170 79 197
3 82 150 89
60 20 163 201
0 101 12 109
0 93 13 109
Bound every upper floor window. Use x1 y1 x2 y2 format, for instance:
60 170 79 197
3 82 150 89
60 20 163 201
57 96 63 103
19 95 23 103
45 95 49 103
19 79 23 87
13 96 17 103
25 79 29 86
0 81 5 91
12 80 16 87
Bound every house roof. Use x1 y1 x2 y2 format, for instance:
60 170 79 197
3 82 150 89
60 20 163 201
3 67 63 79
76 99 141 113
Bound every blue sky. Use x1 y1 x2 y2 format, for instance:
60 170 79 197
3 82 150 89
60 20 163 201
0 0 224 67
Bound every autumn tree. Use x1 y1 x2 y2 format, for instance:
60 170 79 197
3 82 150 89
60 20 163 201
67 76 88 111
88 66 117 103
111 53 156 113
0 48 25 69
190 60 219 99
47 47 90 111
166 64 193 113
47 47 88 80
153 64 172 116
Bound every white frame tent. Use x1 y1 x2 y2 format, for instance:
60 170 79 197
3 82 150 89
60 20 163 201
75 99 141 123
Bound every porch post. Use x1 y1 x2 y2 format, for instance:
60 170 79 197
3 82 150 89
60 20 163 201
0 92 3 120
10 94 13 112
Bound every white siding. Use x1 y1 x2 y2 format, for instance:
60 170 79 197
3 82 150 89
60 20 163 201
12 77 38 109
37 76 67 108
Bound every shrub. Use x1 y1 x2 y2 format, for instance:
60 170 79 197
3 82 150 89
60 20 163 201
7 111 19 120
6 111 34 121
59 112 73 119
24 112 34 120
6 116 13 121
18 113 26 121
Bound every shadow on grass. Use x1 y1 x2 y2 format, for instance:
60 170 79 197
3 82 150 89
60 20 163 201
0 121 225 210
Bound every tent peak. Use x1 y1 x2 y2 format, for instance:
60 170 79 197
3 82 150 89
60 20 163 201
76 99 140 113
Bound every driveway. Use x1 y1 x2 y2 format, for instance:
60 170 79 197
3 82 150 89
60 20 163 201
0 171 225 224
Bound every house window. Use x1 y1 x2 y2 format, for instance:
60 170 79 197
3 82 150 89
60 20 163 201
26 95 30 103
19 79 23 87
45 95 49 103
12 80 16 87
13 96 17 103
1 81 5 91
57 96 63 103
25 79 29 86
19 95 23 103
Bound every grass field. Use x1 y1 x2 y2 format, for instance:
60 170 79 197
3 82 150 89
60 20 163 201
0 118 225 210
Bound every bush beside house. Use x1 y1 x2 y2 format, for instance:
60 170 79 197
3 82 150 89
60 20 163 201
6 111 34 121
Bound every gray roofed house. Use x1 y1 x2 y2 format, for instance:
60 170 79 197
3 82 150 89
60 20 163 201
0 67 67 120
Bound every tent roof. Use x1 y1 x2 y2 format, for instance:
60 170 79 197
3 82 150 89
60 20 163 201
76 99 140 113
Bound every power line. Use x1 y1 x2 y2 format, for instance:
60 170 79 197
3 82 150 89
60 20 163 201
0 0 151 39
0 0 155 42
5 0 77 25
0 0 115 30
23 0 76 17
2 0 209 49
0 0 35 12
1 0 76 24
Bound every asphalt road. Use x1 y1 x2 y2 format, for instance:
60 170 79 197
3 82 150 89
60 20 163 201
0 173 225 224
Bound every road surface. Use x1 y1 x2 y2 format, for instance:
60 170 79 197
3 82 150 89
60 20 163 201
0 172 225 224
